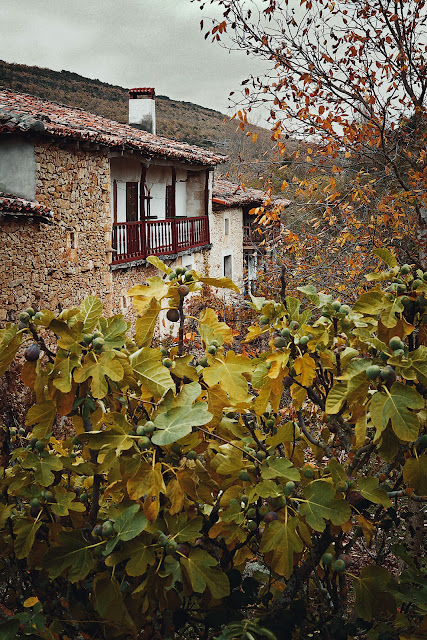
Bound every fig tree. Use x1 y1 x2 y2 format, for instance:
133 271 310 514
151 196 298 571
166 308 180 322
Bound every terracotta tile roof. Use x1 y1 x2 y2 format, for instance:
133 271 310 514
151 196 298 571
0 192 53 220
212 178 291 208
0 88 228 167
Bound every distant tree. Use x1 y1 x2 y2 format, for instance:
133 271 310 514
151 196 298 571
195 0 427 289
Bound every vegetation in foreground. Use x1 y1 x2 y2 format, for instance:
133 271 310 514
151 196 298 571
0 251 426 640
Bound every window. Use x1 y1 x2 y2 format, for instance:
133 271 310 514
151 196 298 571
223 254 232 279
224 217 230 236
166 185 175 218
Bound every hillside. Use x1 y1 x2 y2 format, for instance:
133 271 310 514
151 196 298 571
0 60 278 185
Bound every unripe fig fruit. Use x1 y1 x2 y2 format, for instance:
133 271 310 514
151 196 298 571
331 300 341 311
178 284 190 297
339 304 351 314
336 481 348 492
259 505 269 518
199 356 209 367
260 315 269 325
284 481 295 496
33 311 44 321
207 345 217 355
303 467 315 479
101 521 114 538
93 337 105 351
210 340 220 348
413 279 423 289
157 533 168 546
366 365 381 380
239 470 251 481
166 308 180 322
299 336 309 346
144 421 155 434
162 358 173 368
24 343 40 361
389 336 404 351
184 271 193 282
281 327 291 338
136 425 146 436
266 418 275 428
241 495 249 505
416 434 427 450
80 492 88 503
82 334 93 345
175 267 183 275
332 559 346 573
19 312 30 323
289 320 300 330
165 540 178 554
30 497 40 508
247 520 258 532
160 346 168 356
380 366 396 383
168 272 177 280
246 508 257 519
35 440 45 452
264 511 279 523
322 552 334 566
400 264 411 275
186 450 197 460
138 436 151 450
25 307 35 317
273 336 287 348
92 331 103 339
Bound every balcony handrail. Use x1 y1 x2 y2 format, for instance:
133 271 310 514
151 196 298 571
111 216 210 265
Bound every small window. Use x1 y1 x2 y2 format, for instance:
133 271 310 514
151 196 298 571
126 182 139 222
69 232 76 249
224 217 230 236
223 254 232 279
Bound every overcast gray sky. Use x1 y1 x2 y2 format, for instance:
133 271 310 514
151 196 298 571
0 0 268 117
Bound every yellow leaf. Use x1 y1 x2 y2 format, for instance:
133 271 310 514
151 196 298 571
24 597 39 608
294 353 316 387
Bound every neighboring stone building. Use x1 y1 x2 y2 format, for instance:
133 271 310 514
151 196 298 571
212 178 291 293
0 87 229 323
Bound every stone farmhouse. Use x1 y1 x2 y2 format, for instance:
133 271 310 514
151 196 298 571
212 178 291 293
0 87 237 324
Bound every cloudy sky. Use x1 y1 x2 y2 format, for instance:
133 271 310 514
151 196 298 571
1 0 268 117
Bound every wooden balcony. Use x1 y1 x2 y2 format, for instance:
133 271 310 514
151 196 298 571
243 224 267 246
111 216 210 265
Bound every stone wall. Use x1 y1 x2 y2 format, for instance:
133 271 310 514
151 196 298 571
0 140 113 321
209 206 244 289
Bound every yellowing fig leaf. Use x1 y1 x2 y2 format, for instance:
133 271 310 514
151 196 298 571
357 477 392 508
260 517 303 578
43 530 93 583
354 565 396 622
403 455 427 495
84 413 135 456
294 353 316 387
73 351 124 399
0 325 22 377
21 451 63 486
135 298 161 347
25 401 56 438
300 480 351 532
198 275 240 292
370 382 423 441
76 295 103 332
180 548 230 599
130 347 174 397
13 518 42 560
400 346 427 385
128 276 169 314
199 307 233 345
151 401 212 446
203 350 254 402
99 314 129 349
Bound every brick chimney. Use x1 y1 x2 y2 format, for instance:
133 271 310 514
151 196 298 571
128 88 156 134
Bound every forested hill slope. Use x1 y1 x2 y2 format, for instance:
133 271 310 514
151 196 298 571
0 60 275 183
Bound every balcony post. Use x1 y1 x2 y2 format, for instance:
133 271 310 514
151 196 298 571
171 218 178 254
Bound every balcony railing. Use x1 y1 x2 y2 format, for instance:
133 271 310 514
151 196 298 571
111 216 210 265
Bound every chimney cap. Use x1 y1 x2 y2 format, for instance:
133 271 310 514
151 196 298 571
129 87 155 99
